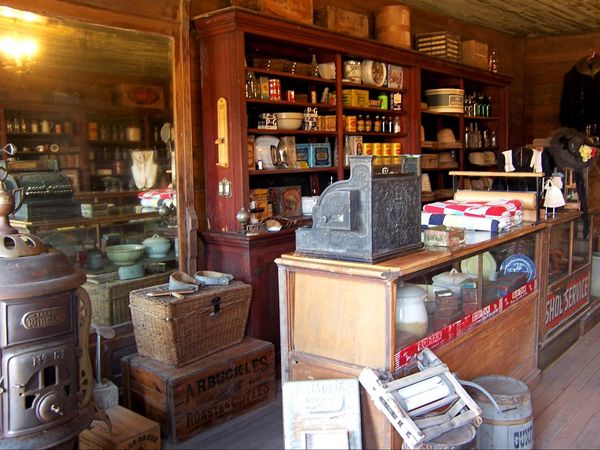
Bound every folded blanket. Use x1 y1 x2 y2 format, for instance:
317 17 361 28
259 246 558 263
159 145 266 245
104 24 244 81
423 199 522 220
138 189 176 208
421 212 517 233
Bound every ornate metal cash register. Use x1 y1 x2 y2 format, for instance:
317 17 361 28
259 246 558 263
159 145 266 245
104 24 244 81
1 161 81 221
295 155 423 263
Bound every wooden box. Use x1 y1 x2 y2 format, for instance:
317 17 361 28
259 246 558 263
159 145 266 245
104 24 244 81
461 40 488 70
79 405 160 450
122 337 277 444
315 6 369 39
129 281 252 367
83 272 172 326
233 0 313 25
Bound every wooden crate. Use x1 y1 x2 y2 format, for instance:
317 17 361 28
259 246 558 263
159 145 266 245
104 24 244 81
461 40 488 70
122 337 277 444
79 405 160 449
83 271 172 326
233 0 313 25
315 6 369 39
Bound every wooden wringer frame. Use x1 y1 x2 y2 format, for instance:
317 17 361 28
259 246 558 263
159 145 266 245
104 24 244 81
359 348 482 449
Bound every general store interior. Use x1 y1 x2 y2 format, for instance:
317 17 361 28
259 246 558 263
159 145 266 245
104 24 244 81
1 1 600 449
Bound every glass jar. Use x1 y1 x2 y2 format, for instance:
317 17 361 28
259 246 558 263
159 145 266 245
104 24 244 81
396 283 429 340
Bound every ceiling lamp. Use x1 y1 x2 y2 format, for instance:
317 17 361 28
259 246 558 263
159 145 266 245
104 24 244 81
0 35 38 74
0 7 43 74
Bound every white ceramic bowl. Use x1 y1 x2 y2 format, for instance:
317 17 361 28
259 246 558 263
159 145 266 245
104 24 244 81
276 112 304 130
318 62 336 80
105 244 145 265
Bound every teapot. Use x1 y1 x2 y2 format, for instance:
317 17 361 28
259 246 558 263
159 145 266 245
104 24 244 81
142 233 171 258
40 119 54 133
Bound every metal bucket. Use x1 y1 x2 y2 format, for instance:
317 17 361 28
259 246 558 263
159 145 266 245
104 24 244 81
401 425 477 449
471 375 534 449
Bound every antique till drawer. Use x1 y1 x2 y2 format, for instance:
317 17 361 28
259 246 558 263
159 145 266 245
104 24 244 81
1 292 75 347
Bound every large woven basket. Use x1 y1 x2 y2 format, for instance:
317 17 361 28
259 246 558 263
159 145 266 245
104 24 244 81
83 271 172 326
129 280 252 367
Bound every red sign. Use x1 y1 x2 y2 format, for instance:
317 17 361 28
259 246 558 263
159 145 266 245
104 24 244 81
395 280 536 369
544 271 590 332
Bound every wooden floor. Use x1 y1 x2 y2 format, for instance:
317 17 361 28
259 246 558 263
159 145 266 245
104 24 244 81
166 321 600 450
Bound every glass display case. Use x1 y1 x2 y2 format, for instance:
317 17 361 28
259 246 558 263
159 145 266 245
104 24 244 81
540 212 592 345
397 230 538 363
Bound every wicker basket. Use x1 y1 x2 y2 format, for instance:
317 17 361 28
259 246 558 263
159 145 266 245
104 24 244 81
129 280 252 367
83 271 172 326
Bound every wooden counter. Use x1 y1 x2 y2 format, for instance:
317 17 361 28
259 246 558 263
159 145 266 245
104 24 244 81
276 222 544 449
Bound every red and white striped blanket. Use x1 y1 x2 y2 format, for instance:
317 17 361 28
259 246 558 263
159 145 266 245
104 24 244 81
423 199 522 220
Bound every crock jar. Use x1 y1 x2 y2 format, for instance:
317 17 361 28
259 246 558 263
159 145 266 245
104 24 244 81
395 283 429 339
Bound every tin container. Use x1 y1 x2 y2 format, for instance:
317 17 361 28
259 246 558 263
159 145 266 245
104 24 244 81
363 143 373 155
392 142 402 155
345 115 357 132
373 142 383 156
383 143 393 156
425 88 465 113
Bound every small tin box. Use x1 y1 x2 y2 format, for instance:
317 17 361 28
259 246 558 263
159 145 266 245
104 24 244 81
424 225 465 247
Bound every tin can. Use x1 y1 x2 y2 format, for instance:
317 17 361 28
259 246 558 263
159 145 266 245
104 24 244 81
392 142 402 155
269 79 281 101
363 143 373 155
383 143 393 156
373 142 383 156
345 116 357 132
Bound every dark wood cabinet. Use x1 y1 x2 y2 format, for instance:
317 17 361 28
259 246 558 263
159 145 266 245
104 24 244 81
193 7 512 353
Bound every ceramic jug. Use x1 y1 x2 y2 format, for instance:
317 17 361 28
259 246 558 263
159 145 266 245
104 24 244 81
41 119 53 133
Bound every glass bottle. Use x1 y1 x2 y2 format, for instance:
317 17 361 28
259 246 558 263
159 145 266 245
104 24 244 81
483 94 491 117
365 115 372 132
357 114 365 132
393 116 401 134
489 49 498 73
119 125 126 141
374 115 382 133
6 118 12 132
245 71 259 99
310 54 319 77
387 116 394 133
12 117 18 132
20 116 27 133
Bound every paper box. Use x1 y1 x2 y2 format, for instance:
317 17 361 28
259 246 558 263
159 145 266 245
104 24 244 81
461 40 488 70
233 0 313 25
315 6 369 39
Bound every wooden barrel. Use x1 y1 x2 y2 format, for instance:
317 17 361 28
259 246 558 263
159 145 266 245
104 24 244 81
472 375 534 449
375 5 411 49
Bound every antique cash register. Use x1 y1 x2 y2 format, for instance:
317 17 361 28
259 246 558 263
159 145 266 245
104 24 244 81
296 155 422 262
1 161 81 220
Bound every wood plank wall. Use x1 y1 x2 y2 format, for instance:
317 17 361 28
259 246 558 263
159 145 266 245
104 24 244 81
525 33 600 209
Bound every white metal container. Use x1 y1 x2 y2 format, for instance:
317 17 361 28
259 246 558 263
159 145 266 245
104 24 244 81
396 283 429 339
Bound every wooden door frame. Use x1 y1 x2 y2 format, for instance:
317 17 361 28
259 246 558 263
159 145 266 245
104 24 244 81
1 0 198 273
